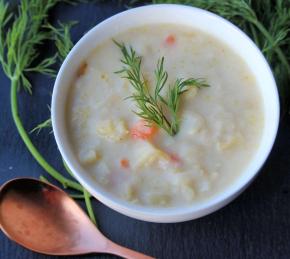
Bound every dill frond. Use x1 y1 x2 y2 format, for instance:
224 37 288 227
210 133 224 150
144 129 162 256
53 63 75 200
0 0 60 92
45 21 77 61
30 118 52 134
31 21 76 136
115 41 209 136
151 0 290 112
0 0 84 192
0 0 97 226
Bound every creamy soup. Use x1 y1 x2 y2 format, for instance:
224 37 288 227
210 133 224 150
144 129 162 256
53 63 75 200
67 25 263 207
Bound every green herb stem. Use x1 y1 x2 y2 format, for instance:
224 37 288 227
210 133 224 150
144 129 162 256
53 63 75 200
69 193 86 199
63 158 96 223
62 159 92 198
39 175 49 183
251 19 290 75
147 0 290 113
11 79 83 192
115 42 209 136
84 188 97 225
249 23 260 48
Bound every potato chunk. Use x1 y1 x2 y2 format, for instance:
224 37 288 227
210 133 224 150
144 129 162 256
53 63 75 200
146 193 170 206
132 141 170 170
217 133 243 151
173 177 196 201
122 183 138 202
181 183 195 201
197 180 210 193
79 149 101 165
95 161 110 185
96 119 129 142
181 112 205 136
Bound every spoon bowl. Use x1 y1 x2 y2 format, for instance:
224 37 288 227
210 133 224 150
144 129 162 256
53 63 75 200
0 178 153 258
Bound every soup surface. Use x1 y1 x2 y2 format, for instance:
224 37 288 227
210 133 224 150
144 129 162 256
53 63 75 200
67 24 264 207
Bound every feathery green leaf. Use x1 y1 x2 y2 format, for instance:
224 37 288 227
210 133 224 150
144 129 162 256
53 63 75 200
115 41 209 136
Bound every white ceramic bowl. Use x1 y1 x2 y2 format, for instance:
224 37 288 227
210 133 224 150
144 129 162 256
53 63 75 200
52 4 279 223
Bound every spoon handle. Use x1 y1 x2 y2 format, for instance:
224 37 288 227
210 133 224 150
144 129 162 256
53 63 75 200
105 240 155 259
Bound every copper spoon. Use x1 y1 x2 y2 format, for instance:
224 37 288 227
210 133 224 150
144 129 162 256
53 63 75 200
0 178 153 258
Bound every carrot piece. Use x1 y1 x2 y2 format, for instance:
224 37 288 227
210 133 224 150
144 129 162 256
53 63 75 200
120 159 129 168
169 153 182 166
165 34 176 46
130 120 158 140
77 62 87 77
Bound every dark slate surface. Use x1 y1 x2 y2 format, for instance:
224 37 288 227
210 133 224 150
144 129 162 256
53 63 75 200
0 1 290 259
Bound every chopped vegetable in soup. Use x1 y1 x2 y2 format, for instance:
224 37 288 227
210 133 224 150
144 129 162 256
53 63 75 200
67 25 264 207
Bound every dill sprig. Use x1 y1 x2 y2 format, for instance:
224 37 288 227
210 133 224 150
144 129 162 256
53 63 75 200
45 21 77 61
115 41 209 136
0 0 81 190
151 0 290 112
30 118 52 134
63 159 96 225
0 0 59 93
0 0 96 224
32 21 77 135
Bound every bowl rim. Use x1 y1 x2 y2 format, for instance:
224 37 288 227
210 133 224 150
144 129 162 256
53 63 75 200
51 4 280 223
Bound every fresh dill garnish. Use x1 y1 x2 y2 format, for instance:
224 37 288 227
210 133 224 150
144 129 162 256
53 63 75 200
0 0 96 224
32 21 77 134
115 41 209 136
0 0 59 93
0 0 82 189
30 118 52 134
150 0 290 112
45 21 77 61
